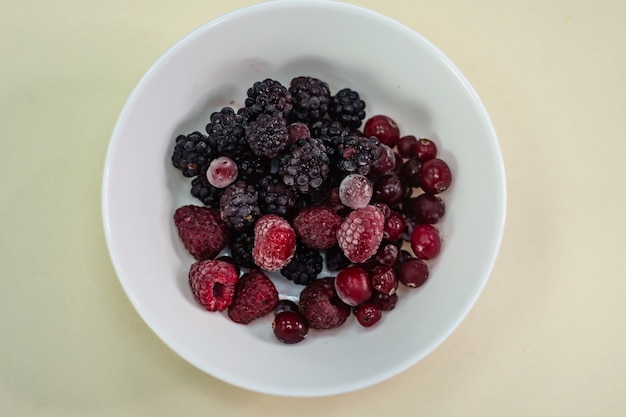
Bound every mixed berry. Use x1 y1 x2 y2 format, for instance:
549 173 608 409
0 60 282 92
170 76 453 344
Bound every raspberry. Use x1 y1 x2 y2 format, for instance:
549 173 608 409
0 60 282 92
227 269 279 324
292 206 342 250
299 277 351 329
336 205 385 263
173 205 230 260
288 76 331 122
252 214 297 271
280 243 323 285
188 259 239 311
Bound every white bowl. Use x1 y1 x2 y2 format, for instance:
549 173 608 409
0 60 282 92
102 0 506 397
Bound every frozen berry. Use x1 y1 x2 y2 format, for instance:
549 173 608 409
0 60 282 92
328 88 366 129
371 265 398 296
299 277 351 329
336 205 385 263
339 174 373 209
219 180 261 231
372 144 396 175
174 205 230 261
354 303 382 327
274 299 299 315
228 269 279 324
383 210 405 241
414 138 437 161
287 122 311 143
373 173 406 206
397 135 417 158
374 243 399 266
273 311 309 344
402 216 418 242
252 214 297 271
364 115 400 147
244 78 293 121
288 76 330 122
409 193 446 224
246 114 290 159
171 131 216 178
206 156 238 188
335 265 373 306
188 259 239 311
418 158 452 194
280 243 323 285
398 257 429 288
410 224 442 260
370 292 398 311
293 206 342 250
399 158 421 188
325 245 352 272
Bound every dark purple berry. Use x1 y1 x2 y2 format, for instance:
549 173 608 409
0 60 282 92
397 135 417 158
274 299 299 315
399 158 421 188
414 138 437 161
398 258 429 288
373 173 406 206
273 311 308 344
418 158 452 194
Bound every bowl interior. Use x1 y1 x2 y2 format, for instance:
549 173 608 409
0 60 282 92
102 0 505 397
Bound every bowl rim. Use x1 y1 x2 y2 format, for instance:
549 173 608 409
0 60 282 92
102 0 506 397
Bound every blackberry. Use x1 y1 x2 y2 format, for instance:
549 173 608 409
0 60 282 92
246 114 290 159
171 131 216 177
244 78 293 121
288 76 330 122
309 120 351 142
325 245 352 272
232 149 271 184
278 137 330 195
332 135 382 176
205 107 247 155
219 180 261 231
229 229 256 269
190 171 224 208
280 243 323 285
258 174 297 219
328 88 366 129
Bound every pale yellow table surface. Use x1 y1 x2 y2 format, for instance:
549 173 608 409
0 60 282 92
2 0 626 415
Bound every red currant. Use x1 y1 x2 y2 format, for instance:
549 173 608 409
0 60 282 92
410 224 441 260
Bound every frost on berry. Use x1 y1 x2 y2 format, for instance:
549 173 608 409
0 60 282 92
336 205 385 263
252 215 297 271
339 174 373 209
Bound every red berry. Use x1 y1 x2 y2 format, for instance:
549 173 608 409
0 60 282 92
293 206 342 250
372 144 396 175
413 138 437 161
370 292 398 311
408 193 445 224
339 174 373 209
383 210 405 241
174 205 230 261
206 156 238 188
397 135 417 158
373 173 407 206
418 158 452 194
252 214 297 271
410 224 441 260
364 115 400 147
355 303 382 327
299 277 351 329
228 269 279 324
371 265 398 296
188 259 239 312
398 258 429 288
335 265 373 306
336 205 385 263
374 243 399 266
273 311 309 344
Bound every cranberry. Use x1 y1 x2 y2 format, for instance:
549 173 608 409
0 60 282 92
206 156 238 188
370 292 398 311
411 193 445 224
334 265 373 306
410 224 441 260
398 258 429 288
273 311 308 344
413 138 437 161
371 265 398 295
373 144 396 175
355 303 382 327
339 174 373 209
373 173 406 206
383 210 405 241
418 158 452 194
375 243 399 266
274 299 299 315
399 158 421 188
397 135 417 158
364 115 400 147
